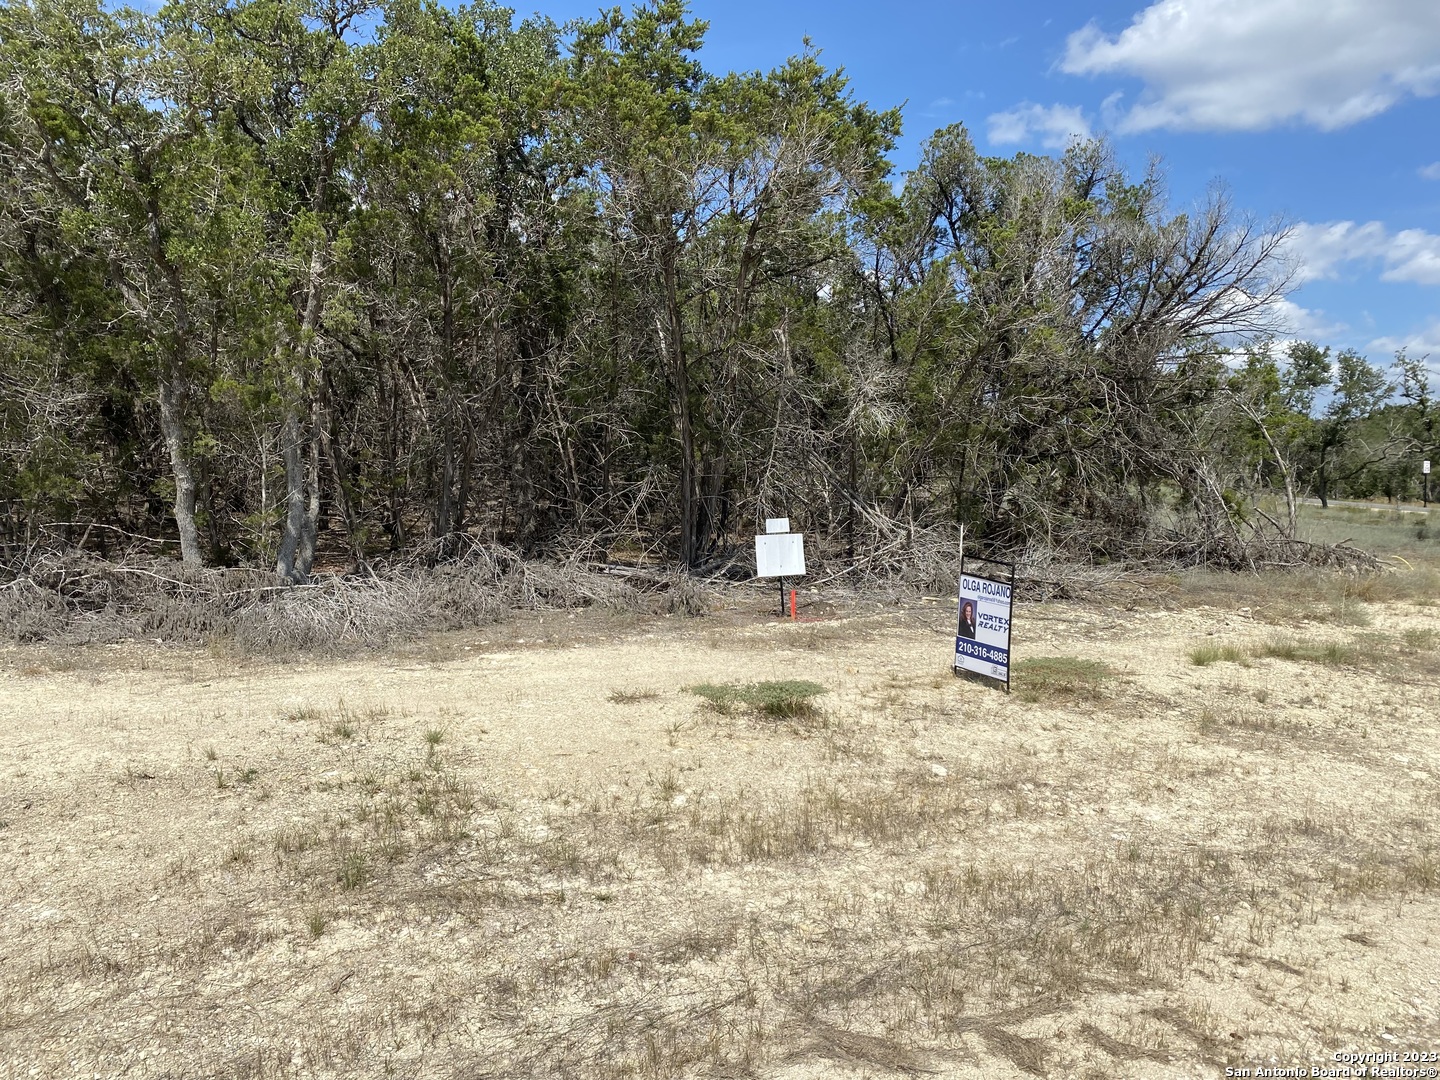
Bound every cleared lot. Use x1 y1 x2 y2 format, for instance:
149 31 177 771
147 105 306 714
2 573 1438 1079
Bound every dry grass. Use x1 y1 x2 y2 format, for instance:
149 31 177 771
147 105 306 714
0 546 702 652
1011 656 1116 703
1188 642 1251 666
608 687 661 704
4 574 1439 1078
688 679 828 720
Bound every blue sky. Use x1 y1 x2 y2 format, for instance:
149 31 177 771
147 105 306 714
533 0 1440 372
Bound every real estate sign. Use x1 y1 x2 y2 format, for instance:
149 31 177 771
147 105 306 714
954 568 1013 688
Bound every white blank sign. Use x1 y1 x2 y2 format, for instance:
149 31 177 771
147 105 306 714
755 533 805 577
765 518 790 534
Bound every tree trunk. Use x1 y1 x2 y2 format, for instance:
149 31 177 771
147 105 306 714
275 240 327 581
275 404 309 583
297 401 321 577
454 419 474 536
848 442 858 563
659 247 696 567
695 452 726 563
319 374 366 568
157 375 202 568
435 412 455 540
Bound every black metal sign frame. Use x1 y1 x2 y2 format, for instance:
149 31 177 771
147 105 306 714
953 553 1015 694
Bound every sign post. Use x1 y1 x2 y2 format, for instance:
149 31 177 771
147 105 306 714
953 554 1015 692
1424 459 1431 509
755 518 806 617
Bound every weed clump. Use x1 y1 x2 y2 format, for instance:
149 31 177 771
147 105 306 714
1184 629 1421 672
608 687 660 704
1012 657 1114 703
688 679 827 720
1402 627 1437 651
1187 643 1250 667
1254 636 1357 667
337 850 368 891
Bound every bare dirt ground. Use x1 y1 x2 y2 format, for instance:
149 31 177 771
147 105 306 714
2 575 1438 1079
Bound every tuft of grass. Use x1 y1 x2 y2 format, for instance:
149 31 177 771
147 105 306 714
282 705 325 723
1402 626 1438 651
1012 657 1115 703
423 727 445 747
328 722 356 741
608 687 660 704
688 679 827 719
306 911 328 940
1254 635 1356 667
1187 643 1250 667
337 850 368 891
1326 595 1373 627
1197 706 1289 737
312 703 393 744
274 823 320 855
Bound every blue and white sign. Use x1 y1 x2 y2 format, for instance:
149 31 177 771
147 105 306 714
955 570 1012 684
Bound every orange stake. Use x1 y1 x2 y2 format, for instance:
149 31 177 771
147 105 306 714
789 589 797 620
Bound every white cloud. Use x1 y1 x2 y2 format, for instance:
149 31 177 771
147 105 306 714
1386 229 1440 285
1282 221 1391 283
1419 162 1440 180
1369 320 1440 374
1283 221 1440 286
986 103 1092 149
1264 297 1349 339
1061 0 1440 133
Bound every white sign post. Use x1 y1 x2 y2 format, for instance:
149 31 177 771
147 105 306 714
1424 460 1432 508
755 520 805 617
953 555 1014 691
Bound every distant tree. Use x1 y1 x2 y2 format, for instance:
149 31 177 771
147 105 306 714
1396 349 1436 473
877 125 1292 553
1226 343 1315 535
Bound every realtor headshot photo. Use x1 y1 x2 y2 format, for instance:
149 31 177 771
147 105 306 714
959 599 977 639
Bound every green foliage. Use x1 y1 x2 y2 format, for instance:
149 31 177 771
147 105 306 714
0 0 1411 570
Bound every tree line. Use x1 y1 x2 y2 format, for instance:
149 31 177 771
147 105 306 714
2 0 1433 578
